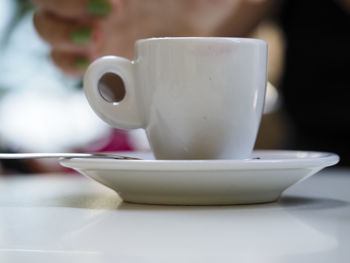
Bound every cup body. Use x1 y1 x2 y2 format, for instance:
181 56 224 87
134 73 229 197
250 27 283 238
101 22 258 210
84 37 268 160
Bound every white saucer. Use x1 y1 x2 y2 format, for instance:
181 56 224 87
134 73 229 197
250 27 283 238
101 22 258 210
60 150 339 205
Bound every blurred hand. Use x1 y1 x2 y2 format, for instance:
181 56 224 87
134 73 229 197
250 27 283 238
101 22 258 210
33 0 237 76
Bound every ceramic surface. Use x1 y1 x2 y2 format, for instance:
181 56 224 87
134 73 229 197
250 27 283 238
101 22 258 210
84 37 267 159
60 150 339 205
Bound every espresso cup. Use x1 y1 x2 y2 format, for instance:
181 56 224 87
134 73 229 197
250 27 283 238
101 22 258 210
84 37 267 160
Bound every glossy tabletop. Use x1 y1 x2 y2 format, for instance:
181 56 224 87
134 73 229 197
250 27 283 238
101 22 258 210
0 168 349 262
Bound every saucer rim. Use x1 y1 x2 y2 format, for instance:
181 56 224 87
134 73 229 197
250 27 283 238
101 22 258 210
60 150 339 171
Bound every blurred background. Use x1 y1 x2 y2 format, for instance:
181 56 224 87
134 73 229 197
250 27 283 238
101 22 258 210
0 0 149 174
0 0 348 174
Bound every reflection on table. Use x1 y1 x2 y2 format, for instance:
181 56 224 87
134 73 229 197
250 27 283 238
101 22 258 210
0 168 349 262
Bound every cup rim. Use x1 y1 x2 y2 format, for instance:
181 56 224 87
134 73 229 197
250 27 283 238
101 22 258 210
135 37 267 46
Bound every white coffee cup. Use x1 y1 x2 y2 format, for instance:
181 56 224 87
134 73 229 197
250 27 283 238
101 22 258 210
84 37 267 160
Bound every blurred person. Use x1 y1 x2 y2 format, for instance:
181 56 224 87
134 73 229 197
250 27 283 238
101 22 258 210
33 0 350 165
0 0 138 175
32 0 273 76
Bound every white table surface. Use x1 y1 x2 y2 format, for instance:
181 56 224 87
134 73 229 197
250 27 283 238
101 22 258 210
0 168 349 263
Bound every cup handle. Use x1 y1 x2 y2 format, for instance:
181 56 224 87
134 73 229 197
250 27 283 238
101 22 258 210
83 56 143 129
